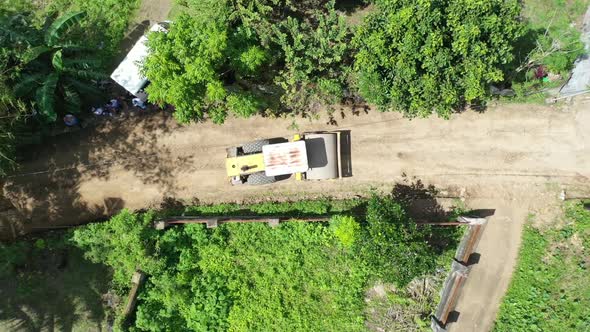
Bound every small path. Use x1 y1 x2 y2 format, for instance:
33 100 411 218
114 0 173 65
132 0 173 26
449 200 529 332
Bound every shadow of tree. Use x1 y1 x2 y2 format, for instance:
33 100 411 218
0 235 111 331
391 174 448 222
3 112 193 235
390 176 463 255
335 0 370 15
502 27 544 84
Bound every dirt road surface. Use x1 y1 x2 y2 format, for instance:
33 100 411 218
132 0 172 26
449 199 528 332
115 0 173 66
5 102 588 225
3 100 590 331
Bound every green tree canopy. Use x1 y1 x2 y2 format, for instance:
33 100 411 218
272 1 351 113
146 0 350 122
353 0 523 118
142 12 267 123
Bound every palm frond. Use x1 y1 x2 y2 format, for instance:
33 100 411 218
64 77 100 96
35 73 59 122
21 46 52 66
63 84 81 114
65 68 108 81
13 73 45 98
63 57 103 70
52 50 64 71
55 41 92 52
45 11 87 46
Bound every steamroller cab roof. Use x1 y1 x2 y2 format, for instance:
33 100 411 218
263 141 308 176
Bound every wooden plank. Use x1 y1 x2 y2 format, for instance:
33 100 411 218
123 271 146 318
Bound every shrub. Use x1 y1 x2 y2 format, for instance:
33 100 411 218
209 105 228 124
516 0 587 76
235 45 268 75
143 11 268 123
70 209 161 289
354 0 523 117
70 198 460 330
226 93 260 118
272 2 350 113
361 195 440 286
0 241 29 278
330 215 361 248
143 13 229 123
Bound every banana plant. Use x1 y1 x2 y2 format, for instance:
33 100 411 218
13 11 106 123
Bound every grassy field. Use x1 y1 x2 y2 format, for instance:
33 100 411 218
493 201 590 332
523 0 588 28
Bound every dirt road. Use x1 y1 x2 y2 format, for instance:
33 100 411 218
2 100 589 331
5 101 588 226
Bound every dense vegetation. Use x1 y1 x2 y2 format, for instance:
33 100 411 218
0 0 140 176
143 0 353 123
507 0 589 101
494 201 590 332
144 0 532 122
12 11 107 123
65 196 461 331
354 0 522 117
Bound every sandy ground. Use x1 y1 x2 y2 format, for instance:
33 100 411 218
133 0 172 25
5 101 589 225
2 98 589 330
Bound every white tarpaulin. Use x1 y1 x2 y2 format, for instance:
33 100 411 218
110 23 167 96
